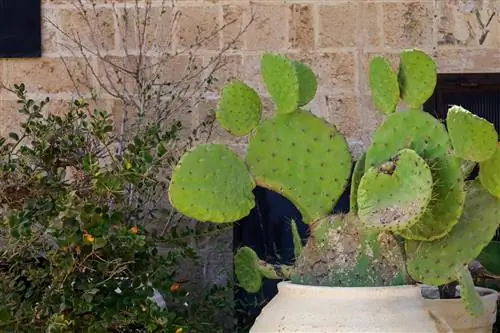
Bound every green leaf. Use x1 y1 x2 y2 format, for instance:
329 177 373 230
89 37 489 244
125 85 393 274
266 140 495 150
157 143 167 157
92 238 107 250
8 132 19 141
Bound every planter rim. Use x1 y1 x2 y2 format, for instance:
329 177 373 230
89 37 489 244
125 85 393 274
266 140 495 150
420 284 498 302
279 281 423 300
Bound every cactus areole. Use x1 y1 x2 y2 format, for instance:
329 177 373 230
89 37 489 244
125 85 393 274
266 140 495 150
167 49 500 323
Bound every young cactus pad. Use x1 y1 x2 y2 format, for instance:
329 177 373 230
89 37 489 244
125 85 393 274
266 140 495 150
446 105 498 162
457 265 484 317
235 246 292 293
357 148 433 232
291 214 407 287
349 153 366 214
260 53 300 114
365 109 465 241
293 60 318 106
168 144 255 223
406 180 500 287
245 110 352 223
368 56 399 115
397 49 437 109
216 81 262 137
260 53 318 114
479 143 500 199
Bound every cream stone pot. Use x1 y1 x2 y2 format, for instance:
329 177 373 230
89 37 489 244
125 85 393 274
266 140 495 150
250 281 449 333
422 285 498 333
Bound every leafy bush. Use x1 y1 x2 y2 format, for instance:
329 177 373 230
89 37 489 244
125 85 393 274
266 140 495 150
0 85 229 332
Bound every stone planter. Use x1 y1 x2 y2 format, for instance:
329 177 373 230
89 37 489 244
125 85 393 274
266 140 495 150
422 285 498 333
250 282 446 332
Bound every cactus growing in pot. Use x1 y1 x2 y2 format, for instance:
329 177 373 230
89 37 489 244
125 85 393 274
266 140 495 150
167 49 500 330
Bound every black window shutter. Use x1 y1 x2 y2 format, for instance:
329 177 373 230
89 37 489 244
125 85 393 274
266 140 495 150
0 0 42 58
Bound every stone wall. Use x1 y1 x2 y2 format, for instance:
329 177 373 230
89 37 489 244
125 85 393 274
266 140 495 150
1 0 499 155
0 0 499 319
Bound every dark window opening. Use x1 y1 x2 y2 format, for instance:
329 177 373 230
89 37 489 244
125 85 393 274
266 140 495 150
423 73 500 132
0 1 42 58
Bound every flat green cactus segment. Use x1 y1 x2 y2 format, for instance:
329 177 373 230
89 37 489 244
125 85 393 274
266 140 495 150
293 61 317 106
457 265 485 317
246 110 352 223
168 144 256 223
291 214 408 287
350 152 366 214
366 109 465 241
290 219 303 258
216 81 262 136
234 247 263 293
406 180 500 286
479 143 500 199
260 53 299 114
446 105 497 162
461 159 477 179
398 49 437 108
357 149 433 231
368 56 400 115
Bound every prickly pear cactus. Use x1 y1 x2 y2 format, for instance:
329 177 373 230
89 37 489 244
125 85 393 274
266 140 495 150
397 49 437 109
246 110 352 223
365 109 465 241
216 81 262 136
406 180 500 316
357 148 433 232
260 53 300 114
291 214 408 287
234 246 292 293
168 144 255 223
479 143 500 199
349 153 366 214
293 60 318 106
369 56 399 115
446 105 497 162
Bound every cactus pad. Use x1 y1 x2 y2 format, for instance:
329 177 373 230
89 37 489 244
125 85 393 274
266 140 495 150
246 110 352 223
398 49 437 108
261 53 299 114
369 56 400 115
365 109 465 241
216 81 262 136
350 153 366 214
446 105 497 162
457 265 484 317
168 144 255 223
406 180 500 286
479 143 500 199
357 149 433 231
234 247 263 293
291 214 408 287
293 61 317 106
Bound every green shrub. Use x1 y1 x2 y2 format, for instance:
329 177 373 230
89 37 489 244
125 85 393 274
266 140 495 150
0 84 229 332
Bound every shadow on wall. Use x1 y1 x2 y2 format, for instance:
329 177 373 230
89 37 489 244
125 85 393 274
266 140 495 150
233 169 352 330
